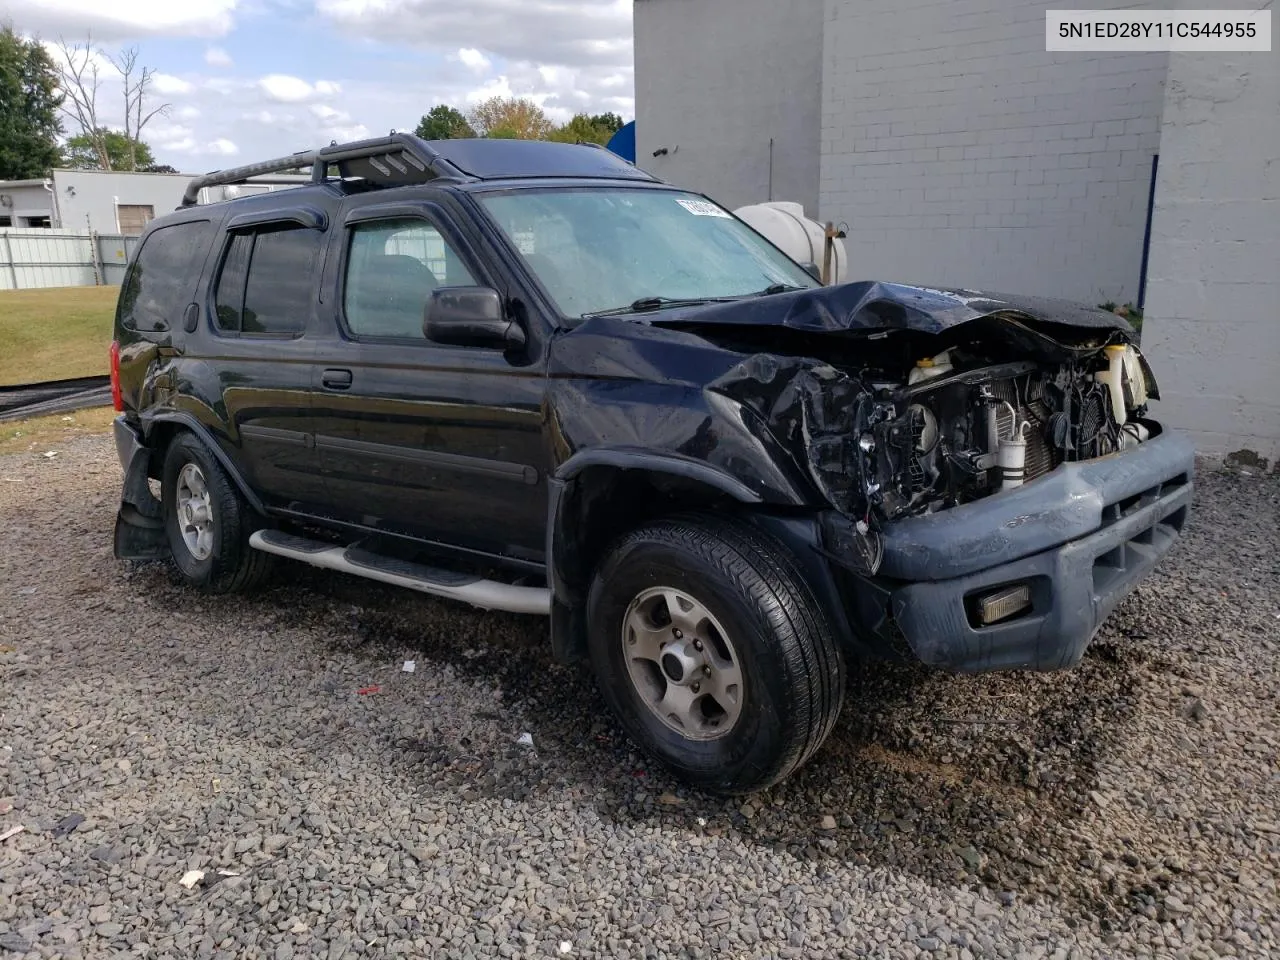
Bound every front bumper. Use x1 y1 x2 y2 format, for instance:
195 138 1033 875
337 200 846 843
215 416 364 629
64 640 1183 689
867 427 1194 672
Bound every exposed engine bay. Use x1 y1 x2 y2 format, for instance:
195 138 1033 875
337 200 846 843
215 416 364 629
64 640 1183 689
861 338 1157 522
681 283 1162 548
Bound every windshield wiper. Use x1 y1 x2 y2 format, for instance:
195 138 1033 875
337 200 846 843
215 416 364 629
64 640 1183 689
583 296 740 318
754 283 807 297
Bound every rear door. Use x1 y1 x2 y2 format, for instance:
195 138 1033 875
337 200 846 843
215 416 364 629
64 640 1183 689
198 209 331 510
308 192 550 566
115 217 218 413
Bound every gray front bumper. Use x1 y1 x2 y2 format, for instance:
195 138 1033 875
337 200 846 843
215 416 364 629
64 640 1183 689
882 427 1195 672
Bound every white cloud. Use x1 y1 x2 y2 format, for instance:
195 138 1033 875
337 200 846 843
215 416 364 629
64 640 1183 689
327 124 371 141
41 39 114 76
455 60 634 124
464 76 514 104
207 138 238 156
310 104 349 122
307 102 367 143
176 105 201 120
456 48 491 73
205 47 233 68
259 75 315 103
148 120 201 155
152 73 193 96
257 75 341 103
150 122 195 146
316 0 631 69
8 0 237 39
312 0 633 126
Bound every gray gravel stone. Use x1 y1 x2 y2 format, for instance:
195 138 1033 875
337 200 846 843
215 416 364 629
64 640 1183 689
1 435 1277 960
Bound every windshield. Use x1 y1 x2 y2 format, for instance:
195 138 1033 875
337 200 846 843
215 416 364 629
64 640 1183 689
477 188 819 318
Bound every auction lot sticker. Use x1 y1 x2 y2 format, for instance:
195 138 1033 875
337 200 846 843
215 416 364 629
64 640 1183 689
1047 10 1271 51
675 198 732 218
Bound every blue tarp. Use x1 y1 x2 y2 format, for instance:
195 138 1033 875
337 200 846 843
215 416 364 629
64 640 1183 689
606 121 636 164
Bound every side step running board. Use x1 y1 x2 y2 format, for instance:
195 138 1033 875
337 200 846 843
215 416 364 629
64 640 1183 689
249 530 551 616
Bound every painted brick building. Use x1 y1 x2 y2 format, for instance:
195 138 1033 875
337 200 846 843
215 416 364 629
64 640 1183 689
634 0 1278 465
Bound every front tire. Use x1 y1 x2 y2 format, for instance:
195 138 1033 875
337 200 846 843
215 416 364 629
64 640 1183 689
162 432 272 593
587 515 845 795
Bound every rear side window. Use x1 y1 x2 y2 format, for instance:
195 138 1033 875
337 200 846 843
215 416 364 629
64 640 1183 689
118 220 214 332
212 225 323 337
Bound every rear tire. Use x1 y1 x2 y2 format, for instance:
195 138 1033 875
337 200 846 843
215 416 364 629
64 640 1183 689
162 432 272 593
586 514 845 795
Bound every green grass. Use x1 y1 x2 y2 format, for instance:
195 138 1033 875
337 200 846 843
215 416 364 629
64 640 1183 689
0 286 119 386
0 406 116 456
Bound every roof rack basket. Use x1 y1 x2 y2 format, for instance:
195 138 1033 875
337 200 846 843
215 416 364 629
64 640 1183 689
180 134 466 208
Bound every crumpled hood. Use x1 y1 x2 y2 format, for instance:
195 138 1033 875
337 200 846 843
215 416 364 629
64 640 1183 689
648 280 1137 338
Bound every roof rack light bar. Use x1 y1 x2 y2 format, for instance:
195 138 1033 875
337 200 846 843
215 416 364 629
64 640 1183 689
315 133 467 180
180 134 469 209
180 149 317 208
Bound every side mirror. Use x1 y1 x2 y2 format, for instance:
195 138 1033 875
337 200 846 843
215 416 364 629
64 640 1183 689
423 286 526 350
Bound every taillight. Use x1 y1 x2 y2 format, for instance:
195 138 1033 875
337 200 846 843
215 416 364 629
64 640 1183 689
109 340 124 412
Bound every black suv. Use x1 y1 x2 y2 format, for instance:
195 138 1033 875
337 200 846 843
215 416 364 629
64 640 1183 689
110 135 1194 794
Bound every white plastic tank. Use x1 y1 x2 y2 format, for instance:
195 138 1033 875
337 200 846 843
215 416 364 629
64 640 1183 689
733 201 848 285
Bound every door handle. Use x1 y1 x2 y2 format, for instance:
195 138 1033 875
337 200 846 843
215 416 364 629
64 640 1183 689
321 368 353 390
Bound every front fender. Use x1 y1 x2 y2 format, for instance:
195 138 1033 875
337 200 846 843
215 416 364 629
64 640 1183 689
553 447 767 503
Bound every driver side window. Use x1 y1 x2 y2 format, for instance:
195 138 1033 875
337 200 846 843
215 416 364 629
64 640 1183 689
343 218 475 339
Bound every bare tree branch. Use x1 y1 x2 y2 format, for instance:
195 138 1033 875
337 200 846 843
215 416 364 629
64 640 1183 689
53 36 168 172
111 47 137 170
55 35 110 169
108 47 168 171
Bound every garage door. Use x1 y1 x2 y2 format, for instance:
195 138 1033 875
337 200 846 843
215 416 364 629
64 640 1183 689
117 204 155 236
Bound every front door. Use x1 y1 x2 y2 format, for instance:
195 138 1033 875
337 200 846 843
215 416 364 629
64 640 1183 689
309 198 548 566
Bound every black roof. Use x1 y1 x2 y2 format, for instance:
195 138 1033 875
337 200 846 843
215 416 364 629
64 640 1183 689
424 138 655 183
181 133 657 207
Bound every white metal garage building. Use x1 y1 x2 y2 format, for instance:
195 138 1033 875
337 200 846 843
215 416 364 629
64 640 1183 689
634 0 1278 467
0 171 296 289
0 169 195 236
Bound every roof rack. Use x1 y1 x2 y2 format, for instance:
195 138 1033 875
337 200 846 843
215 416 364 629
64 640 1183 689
180 134 466 208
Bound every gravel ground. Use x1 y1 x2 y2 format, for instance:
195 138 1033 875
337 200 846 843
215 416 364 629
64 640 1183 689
1 433 1277 960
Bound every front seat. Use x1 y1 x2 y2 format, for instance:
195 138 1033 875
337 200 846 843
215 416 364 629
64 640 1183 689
353 254 439 337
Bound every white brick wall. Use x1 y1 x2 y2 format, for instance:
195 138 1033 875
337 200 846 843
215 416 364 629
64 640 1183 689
1140 47 1280 467
819 0 1167 303
634 0 824 214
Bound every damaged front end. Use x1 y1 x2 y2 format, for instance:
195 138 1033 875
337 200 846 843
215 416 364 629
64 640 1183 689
855 330 1159 523
689 284 1163 573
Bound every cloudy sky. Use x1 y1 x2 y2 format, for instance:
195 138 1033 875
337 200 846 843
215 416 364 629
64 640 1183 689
2 0 635 172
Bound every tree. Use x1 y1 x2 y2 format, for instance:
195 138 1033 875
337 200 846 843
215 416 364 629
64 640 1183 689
547 113 614 146
63 128 154 170
54 36 168 171
0 25 63 179
414 104 475 140
142 162 177 174
53 37 107 169
589 112 624 136
468 97 554 141
111 46 168 171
